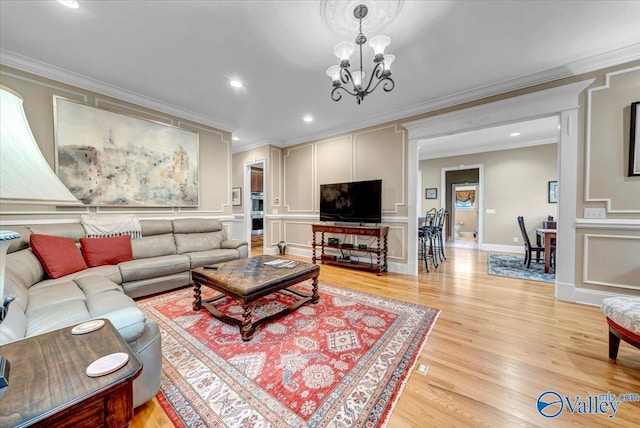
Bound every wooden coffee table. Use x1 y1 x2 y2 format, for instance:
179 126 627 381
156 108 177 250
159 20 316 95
192 255 320 341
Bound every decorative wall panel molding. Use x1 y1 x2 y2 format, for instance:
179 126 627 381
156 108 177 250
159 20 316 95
583 234 640 289
585 66 640 213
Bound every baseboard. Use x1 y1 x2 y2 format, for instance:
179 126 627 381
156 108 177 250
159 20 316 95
481 243 524 254
555 281 576 302
573 288 626 307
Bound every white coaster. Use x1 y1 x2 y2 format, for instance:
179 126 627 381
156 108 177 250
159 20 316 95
86 352 129 377
71 319 105 335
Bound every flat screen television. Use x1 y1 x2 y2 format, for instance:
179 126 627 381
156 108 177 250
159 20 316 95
319 179 382 224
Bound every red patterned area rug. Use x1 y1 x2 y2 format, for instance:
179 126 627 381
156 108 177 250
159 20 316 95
138 281 440 427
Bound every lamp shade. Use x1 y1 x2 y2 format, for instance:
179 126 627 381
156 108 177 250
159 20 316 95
0 86 81 205
326 65 341 82
383 54 395 72
334 41 355 61
368 35 391 56
352 71 365 88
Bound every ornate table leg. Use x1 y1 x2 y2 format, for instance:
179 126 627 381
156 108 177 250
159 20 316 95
192 280 202 310
321 232 325 259
311 276 320 303
383 234 388 272
376 235 382 276
312 231 317 264
241 302 255 341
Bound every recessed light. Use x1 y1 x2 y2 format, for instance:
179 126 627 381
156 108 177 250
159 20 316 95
229 80 243 88
232 137 239 141
510 132 520 137
303 116 313 123
57 0 79 8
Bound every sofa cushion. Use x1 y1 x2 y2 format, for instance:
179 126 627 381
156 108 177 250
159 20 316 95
25 300 90 337
140 219 174 236
186 249 243 269
30 234 87 279
175 231 225 253
26 281 86 316
5 249 45 289
131 234 176 259
74 275 122 296
172 218 223 233
27 223 86 242
80 235 133 267
72 265 123 285
75 276 147 341
118 254 190 282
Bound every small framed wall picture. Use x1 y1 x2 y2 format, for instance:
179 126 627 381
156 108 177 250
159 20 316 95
231 187 242 206
425 188 437 199
548 181 558 203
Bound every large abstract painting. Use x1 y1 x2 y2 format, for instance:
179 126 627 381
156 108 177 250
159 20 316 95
54 97 199 206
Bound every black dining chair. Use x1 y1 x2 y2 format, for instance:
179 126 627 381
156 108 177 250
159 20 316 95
434 208 447 263
517 216 546 269
420 208 439 272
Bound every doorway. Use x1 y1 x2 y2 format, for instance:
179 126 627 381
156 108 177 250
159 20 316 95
441 165 483 249
244 160 265 255
451 182 479 249
405 79 593 293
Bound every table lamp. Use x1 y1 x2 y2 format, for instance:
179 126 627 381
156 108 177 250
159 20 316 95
0 85 82 387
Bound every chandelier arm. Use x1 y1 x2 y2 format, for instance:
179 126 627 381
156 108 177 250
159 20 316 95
362 62 385 94
339 67 354 86
331 85 359 102
331 86 343 102
382 77 395 92
365 76 395 95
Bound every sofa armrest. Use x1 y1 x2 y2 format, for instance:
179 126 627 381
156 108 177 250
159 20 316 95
220 239 248 250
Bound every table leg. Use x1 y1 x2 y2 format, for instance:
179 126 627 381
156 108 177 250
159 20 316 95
312 231 316 264
376 235 382 276
383 234 388 272
544 233 551 273
311 276 319 303
192 280 202 310
241 302 254 341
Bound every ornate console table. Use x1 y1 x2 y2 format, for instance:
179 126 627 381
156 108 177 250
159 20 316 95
311 224 389 275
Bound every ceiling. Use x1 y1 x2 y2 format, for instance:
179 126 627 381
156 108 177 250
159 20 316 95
1 0 639 154
418 116 559 160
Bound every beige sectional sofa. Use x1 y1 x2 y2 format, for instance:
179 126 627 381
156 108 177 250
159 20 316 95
0 218 247 408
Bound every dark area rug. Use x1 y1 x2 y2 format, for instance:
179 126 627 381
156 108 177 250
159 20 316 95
487 253 555 283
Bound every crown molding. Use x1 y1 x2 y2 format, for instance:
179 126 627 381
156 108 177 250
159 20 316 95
0 49 235 132
232 139 282 155
284 43 640 147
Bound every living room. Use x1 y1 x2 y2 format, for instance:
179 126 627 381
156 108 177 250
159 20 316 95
1 1 639 427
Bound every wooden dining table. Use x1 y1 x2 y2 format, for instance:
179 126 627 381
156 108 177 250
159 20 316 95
535 228 556 273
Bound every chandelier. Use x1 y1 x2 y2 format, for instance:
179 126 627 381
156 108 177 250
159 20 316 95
326 4 395 104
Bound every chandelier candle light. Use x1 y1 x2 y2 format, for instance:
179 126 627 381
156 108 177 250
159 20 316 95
326 4 395 104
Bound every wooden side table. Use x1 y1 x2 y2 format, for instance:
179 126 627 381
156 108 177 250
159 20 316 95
0 319 142 428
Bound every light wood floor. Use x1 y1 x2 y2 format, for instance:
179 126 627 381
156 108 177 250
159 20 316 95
131 247 640 427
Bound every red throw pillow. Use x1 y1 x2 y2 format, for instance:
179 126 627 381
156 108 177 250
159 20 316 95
30 234 88 279
80 235 133 267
